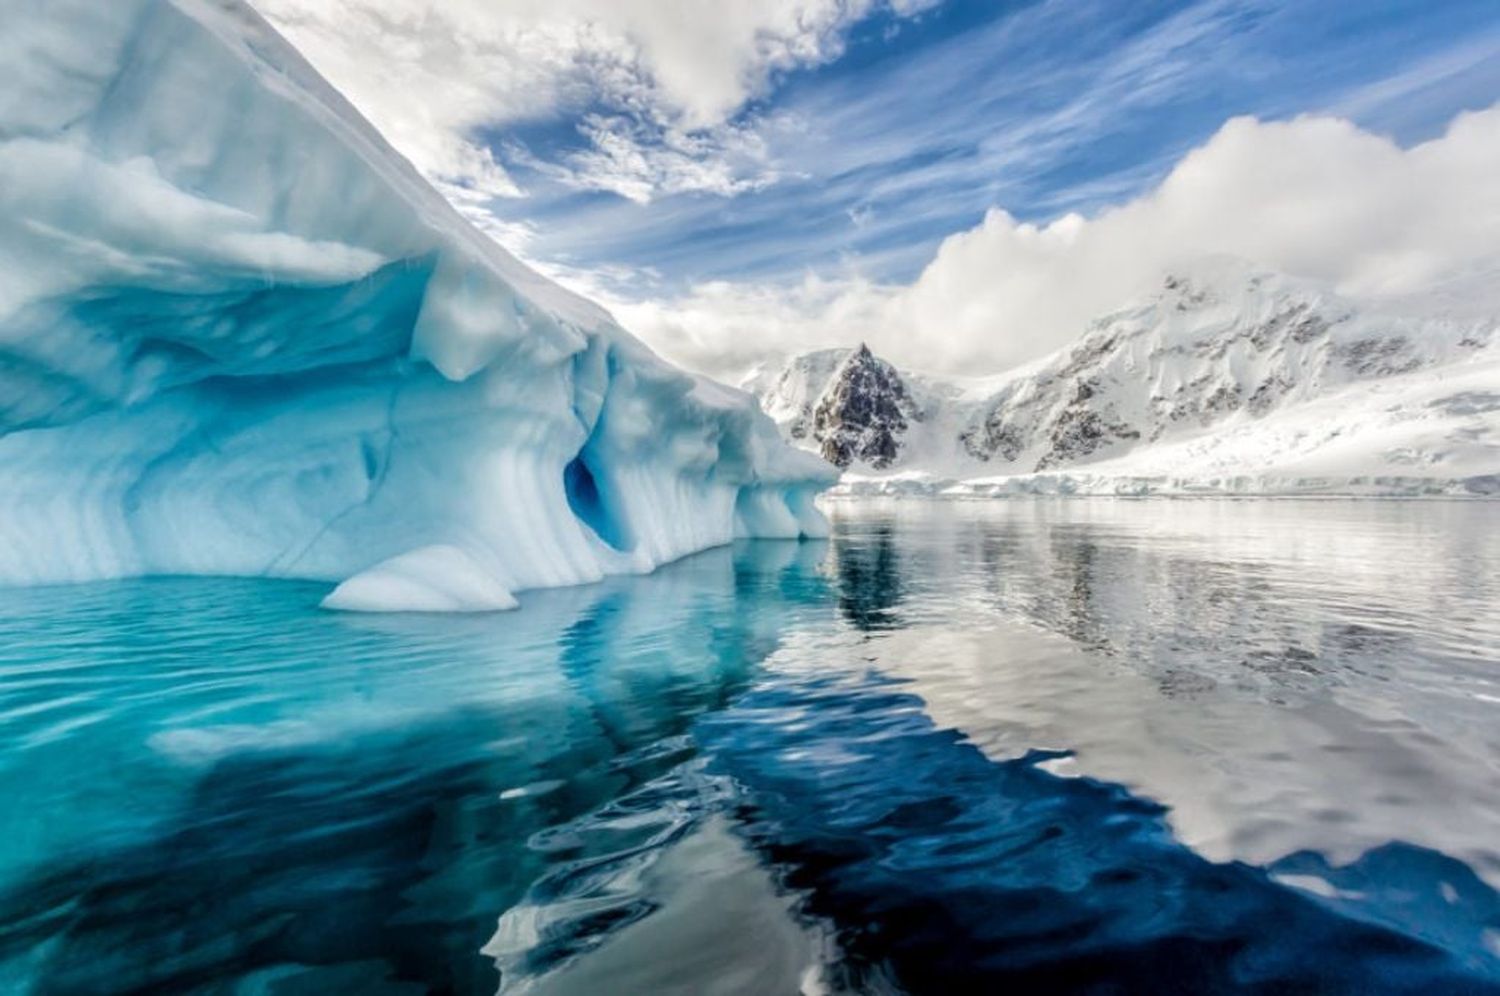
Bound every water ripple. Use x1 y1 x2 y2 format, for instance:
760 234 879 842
0 503 1495 993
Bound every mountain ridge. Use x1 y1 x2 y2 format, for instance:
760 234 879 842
741 262 1500 496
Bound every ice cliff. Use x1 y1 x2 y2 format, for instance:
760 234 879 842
0 0 833 610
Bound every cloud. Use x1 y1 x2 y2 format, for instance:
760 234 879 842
1324 29 1500 134
597 104 1500 378
252 0 937 207
519 112 781 204
597 274 895 379
466 0 1316 294
250 2 1500 381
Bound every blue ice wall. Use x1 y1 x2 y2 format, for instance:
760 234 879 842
0 0 834 610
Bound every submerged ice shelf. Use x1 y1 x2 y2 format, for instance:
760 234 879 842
0 0 833 610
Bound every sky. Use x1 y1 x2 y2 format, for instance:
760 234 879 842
255 0 1500 377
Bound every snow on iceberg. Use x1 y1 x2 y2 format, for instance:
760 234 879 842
0 0 834 610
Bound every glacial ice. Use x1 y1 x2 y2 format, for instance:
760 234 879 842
0 0 833 610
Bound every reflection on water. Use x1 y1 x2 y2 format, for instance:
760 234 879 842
0 544 828 994
702 670 1499 993
833 522 904 632
0 501 1497 993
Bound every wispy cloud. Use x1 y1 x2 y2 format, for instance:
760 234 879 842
602 104 1500 378
254 0 938 208
1326 27 1500 137
520 112 781 204
475 1 1265 284
255 0 1500 378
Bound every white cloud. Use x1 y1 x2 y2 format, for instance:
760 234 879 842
249 3 1499 380
602 104 1500 378
600 274 896 378
527 112 781 204
252 0 937 205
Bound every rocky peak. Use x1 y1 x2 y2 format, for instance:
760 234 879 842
748 263 1496 481
811 343 921 469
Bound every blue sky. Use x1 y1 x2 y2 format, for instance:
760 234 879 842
262 0 1500 374
476 0 1500 294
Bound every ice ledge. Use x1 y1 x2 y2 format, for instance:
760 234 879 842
322 545 520 613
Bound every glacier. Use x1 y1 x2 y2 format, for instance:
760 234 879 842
0 0 833 611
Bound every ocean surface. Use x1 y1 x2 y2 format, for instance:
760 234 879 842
1 500 1498 994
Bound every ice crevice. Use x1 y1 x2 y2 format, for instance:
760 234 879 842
0 0 834 612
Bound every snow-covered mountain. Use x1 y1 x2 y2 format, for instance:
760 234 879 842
0 0 832 611
745 345 921 469
742 262 1500 496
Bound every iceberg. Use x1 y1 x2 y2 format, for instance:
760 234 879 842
0 0 833 610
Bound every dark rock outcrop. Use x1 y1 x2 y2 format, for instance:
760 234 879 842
811 345 921 469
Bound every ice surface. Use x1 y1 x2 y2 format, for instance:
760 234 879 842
0 0 833 609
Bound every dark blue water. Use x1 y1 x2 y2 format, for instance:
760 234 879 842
1 501 1497 994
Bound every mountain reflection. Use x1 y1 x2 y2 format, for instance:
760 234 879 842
833 520 905 631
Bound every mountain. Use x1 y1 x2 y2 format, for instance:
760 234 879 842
746 345 921 469
0 0 832 612
742 262 1500 496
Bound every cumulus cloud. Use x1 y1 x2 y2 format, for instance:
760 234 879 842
599 274 895 378
252 0 937 208
599 104 1500 378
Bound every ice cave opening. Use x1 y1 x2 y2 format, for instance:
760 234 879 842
563 450 633 554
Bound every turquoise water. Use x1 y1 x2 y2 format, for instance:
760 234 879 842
1 501 1498 993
